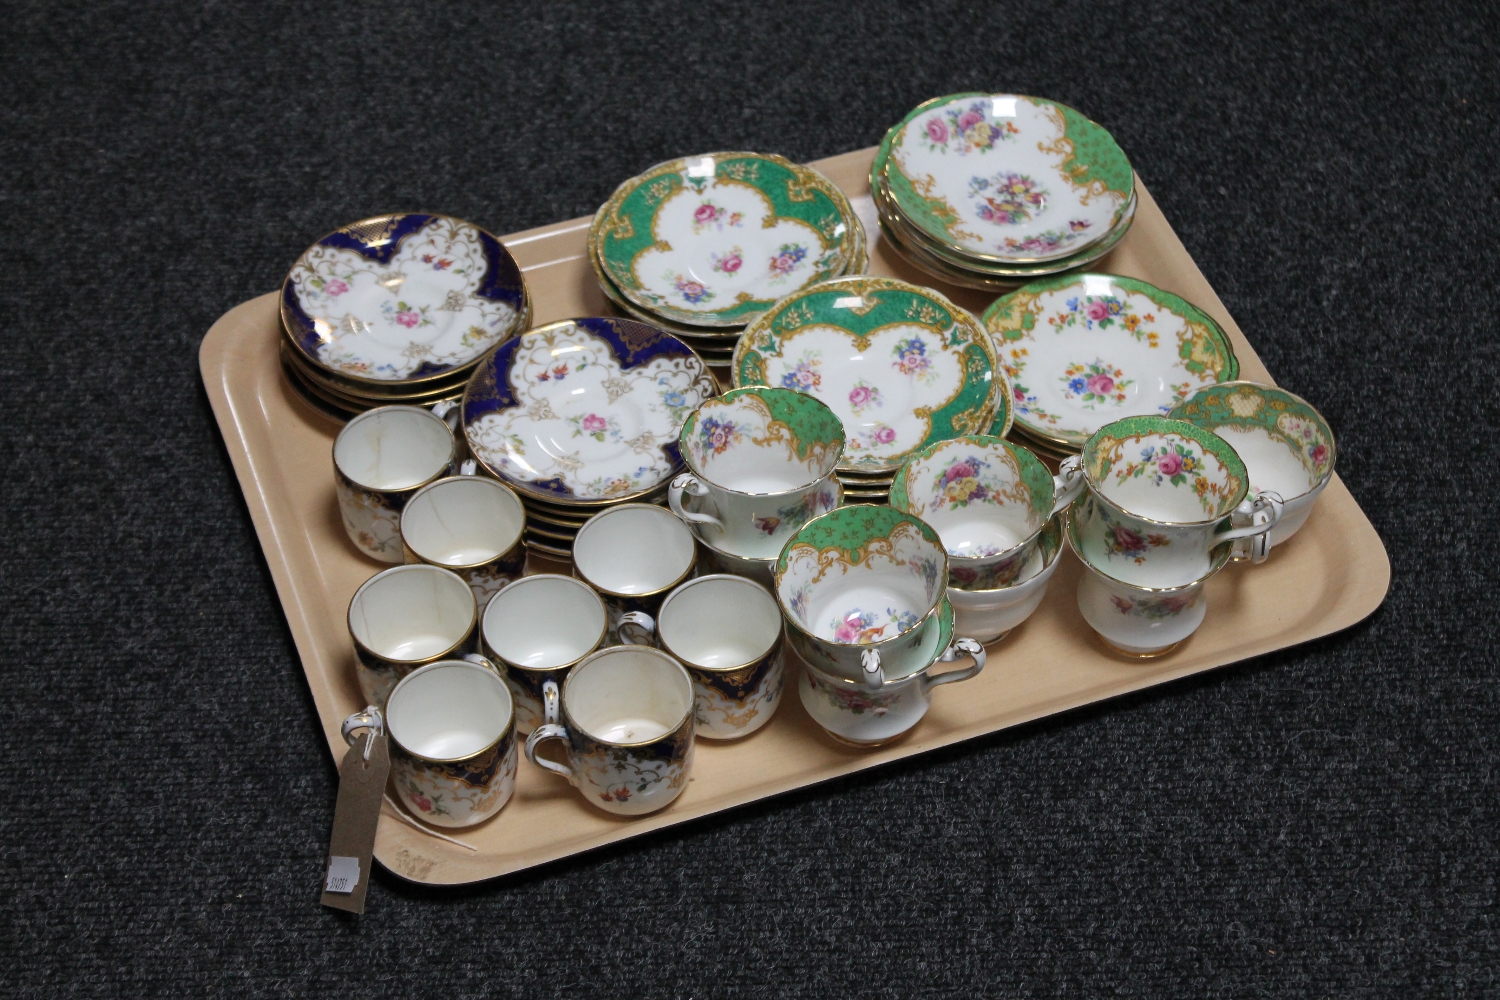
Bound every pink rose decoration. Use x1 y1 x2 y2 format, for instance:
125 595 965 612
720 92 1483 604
1086 374 1115 395
711 426 731 450
682 282 704 297
875 427 896 445
944 463 975 482
325 279 348 297
1157 452 1184 477
849 385 871 407
395 310 420 328
412 794 432 812
834 616 863 643
582 414 607 433
1013 385 1026 401
722 254 741 273
957 110 982 131
1086 301 1110 321
1113 524 1145 550
925 118 948 143
1310 444 1328 465
694 204 716 222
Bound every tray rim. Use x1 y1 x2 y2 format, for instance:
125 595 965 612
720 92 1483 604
200 146 1390 886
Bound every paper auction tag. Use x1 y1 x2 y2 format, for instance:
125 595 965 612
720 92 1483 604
320 710 389 914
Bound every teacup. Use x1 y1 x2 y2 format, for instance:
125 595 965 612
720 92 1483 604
1169 381 1335 546
525 646 696 816
947 512 1065 643
481 574 630 734
334 405 456 562
400 474 526 606
1071 415 1280 588
384 659 517 827
798 598 987 746
774 505 948 686
573 503 697 641
347 564 477 707
694 537 776 590
890 434 1083 587
657 575 785 740
670 387 845 559
1067 507 1230 657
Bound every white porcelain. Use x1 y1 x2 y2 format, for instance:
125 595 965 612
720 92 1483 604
669 387 845 559
462 317 717 504
400 475 526 605
385 660 517 827
657 575 785 740
333 405 456 562
347 564 477 707
946 514 1065 643
732 275 1003 473
282 213 526 383
1072 416 1278 588
798 637 986 746
573 503 697 640
775 506 948 685
890 434 1082 590
694 537 777 590
983 274 1241 450
480 575 611 734
525 646 696 816
885 95 1132 262
1168 382 1336 547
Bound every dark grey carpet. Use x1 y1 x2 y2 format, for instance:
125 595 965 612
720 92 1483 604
2 0 1498 995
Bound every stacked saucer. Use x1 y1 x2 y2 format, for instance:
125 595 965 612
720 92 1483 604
871 94 1137 292
460 317 719 559
279 213 530 416
587 152 867 368
732 274 1011 506
979 273 1241 459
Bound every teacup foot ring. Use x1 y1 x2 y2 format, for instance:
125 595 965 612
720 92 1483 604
821 726 915 749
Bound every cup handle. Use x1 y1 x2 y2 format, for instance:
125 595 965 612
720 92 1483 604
669 473 724 529
525 724 575 782
921 638 987 693
1230 491 1285 562
618 611 656 646
459 459 478 476
860 649 883 690
1051 456 1086 517
1219 491 1284 545
542 678 561 726
340 706 384 747
462 652 501 675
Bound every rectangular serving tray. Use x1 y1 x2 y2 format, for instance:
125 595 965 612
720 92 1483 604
201 147 1390 885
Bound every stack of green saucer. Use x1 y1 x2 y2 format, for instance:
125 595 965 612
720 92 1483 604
871 94 1137 292
588 151 868 368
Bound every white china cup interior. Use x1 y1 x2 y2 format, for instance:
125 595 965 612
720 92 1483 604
1097 431 1236 522
387 661 513 760
1207 425 1321 501
688 396 839 493
659 576 780 668
483 575 606 669
573 505 695 595
349 565 473 660
928 497 1042 560
334 406 453 491
402 477 524 565
566 648 693 744
804 572 936 644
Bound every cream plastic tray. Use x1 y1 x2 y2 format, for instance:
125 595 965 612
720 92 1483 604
201 148 1390 885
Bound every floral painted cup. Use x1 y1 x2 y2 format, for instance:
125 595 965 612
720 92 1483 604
1168 381 1335 547
400 475 526 607
947 512 1065 643
1068 509 1231 657
775 505 948 687
334 405 456 562
525 646 696 816
657 575 785 740
347 564 478 708
890 434 1083 587
481 574 631 735
572 503 697 642
670 387 846 559
798 598 987 746
385 659 517 828
1072 415 1280 588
